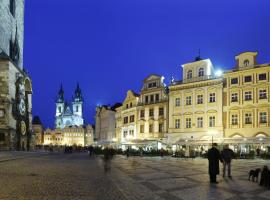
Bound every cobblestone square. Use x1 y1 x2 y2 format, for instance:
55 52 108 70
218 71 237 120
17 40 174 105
0 152 270 200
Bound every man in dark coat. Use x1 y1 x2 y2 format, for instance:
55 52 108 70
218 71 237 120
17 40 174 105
221 144 234 178
207 143 222 184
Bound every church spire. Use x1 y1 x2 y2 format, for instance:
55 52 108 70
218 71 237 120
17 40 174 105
56 84 64 103
74 82 83 102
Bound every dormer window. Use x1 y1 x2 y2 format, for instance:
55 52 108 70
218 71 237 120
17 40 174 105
187 70 192 79
148 82 157 88
198 68 204 77
244 59 249 67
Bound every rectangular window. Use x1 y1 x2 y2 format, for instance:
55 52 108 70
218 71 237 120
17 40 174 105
231 78 238 85
140 110 145 118
149 124 153 133
124 117 128 124
244 91 252 101
260 112 267 123
155 94 160 102
244 75 252 82
259 89 267 99
175 119 180 129
186 118 191 128
130 115 135 123
197 95 203 104
149 109 154 117
245 113 252 124
140 125 144 133
259 73 267 81
209 93 216 103
145 96 149 104
175 98 180 107
129 130 134 137
231 114 238 125
126 104 129 109
159 107 164 116
197 117 203 128
150 95 154 103
159 123 163 132
231 93 238 102
186 96 192 105
148 82 157 88
123 131 128 138
209 116 215 127
10 0 15 16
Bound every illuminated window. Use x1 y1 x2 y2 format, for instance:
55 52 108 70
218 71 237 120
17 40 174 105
260 112 267 123
197 117 203 128
244 91 252 101
245 113 252 124
209 116 215 127
186 118 191 128
186 96 192 105
209 93 216 103
175 98 180 107
198 68 204 77
259 89 267 99
197 95 203 104
175 119 180 129
231 93 238 102
231 114 238 125
187 70 192 79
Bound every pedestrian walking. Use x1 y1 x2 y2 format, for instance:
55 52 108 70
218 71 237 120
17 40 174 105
221 144 234 178
207 143 222 184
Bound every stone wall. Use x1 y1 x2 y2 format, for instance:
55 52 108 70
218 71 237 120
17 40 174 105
0 0 25 69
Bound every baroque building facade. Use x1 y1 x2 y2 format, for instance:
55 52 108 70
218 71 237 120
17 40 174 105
0 0 33 150
116 75 168 149
167 58 223 146
32 116 44 145
223 52 270 147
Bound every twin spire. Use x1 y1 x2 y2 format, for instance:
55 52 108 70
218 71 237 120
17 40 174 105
56 83 83 103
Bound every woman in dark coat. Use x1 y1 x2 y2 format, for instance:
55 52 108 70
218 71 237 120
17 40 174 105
207 143 222 184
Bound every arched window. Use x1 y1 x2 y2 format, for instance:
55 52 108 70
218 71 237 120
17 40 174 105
187 70 192 79
198 68 204 77
244 59 249 67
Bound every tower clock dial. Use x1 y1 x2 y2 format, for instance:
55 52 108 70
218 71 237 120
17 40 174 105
18 99 26 115
20 120 26 135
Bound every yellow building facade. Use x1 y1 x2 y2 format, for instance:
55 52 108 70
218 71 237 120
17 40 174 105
224 52 270 144
167 58 223 145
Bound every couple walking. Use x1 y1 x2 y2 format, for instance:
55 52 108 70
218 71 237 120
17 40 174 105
207 143 234 184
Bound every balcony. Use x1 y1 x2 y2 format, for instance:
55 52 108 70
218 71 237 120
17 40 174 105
173 75 219 84
138 98 168 106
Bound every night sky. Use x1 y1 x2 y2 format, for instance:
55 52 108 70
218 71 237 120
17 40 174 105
23 0 270 128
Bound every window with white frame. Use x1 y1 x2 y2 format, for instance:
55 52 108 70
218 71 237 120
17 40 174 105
175 98 180 107
231 93 238 102
244 91 252 101
260 112 267 123
175 119 180 129
209 93 216 103
129 130 134 137
197 94 203 104
231 114 238 125
209 116 215 127
187 70 192 79
186 118 191 128
198 68 204 77
197 117 203 128
123 131 128 138
186 96 192 105
259 89 267 99
245 113 252 124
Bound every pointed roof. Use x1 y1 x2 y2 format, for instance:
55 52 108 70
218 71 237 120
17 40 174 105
56 84 64 103
73 82 83 101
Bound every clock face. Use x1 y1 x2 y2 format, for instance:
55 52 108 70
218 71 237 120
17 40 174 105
18 99 26 115
21 121 26 135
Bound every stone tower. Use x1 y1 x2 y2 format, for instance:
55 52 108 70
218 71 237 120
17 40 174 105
72 83 83 118
0 0 25 68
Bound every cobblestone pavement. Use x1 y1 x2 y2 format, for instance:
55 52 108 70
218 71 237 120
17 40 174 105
109 156 270 200
0 152 126 200
0 153 270 200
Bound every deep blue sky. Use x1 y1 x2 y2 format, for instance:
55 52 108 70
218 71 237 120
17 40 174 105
24 0 270 128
